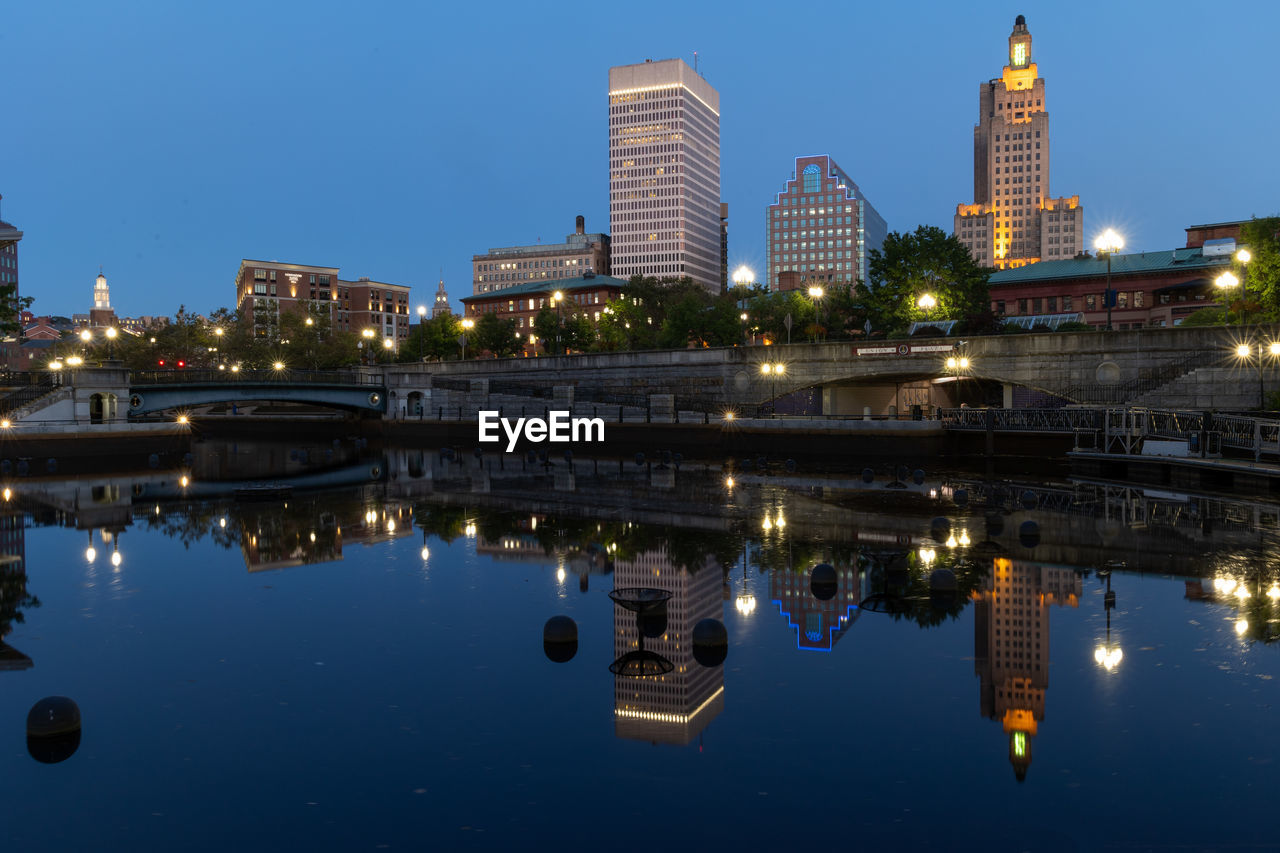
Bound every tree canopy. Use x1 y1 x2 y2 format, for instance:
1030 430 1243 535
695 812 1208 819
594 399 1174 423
863 225 992 332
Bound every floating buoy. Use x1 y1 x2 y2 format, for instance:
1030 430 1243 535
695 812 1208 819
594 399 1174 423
148 453 160 469
861 467 875 484
785 459 797 472
635 452 645 466
26 697 81 764
638 608 667 639
810 563 838 601
1019 520 1041 548
913 469 925 485
46 458 57 474
543 616 578 664
1021 490 1038 510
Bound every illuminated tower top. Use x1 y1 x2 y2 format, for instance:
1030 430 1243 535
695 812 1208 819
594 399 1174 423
93 271 110 310
1009 14 1032 70
431 278 451 318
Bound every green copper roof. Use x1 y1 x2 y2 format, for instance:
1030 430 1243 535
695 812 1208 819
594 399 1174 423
461 274 628 302
989 248 1230 286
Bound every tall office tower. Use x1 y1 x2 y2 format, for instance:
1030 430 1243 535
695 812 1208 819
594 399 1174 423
954 16 1083 270
765 154 887 292
608 58 721 292
973 557 1080 782
612 548 724 745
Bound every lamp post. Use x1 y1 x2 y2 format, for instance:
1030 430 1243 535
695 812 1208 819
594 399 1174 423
808 285 825 341
552 290 564 354
1094 229 1124 331
917 292 937 323
416 305 427 360
79 328 92 359
1216 271 1241 325
105 326 118 360
460 318 474 360
361 328 375 365
760 361 784 416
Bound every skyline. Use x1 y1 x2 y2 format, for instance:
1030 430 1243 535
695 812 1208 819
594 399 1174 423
4 0 1278 319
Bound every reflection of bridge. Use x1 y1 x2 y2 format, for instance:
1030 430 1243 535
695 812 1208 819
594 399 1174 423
128 369 388 416
382 325 1265 414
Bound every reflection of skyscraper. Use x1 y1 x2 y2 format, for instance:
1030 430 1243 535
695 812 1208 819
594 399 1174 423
613 549 724 745
0 510 33 671
770 565 864 652
973 557 1079 781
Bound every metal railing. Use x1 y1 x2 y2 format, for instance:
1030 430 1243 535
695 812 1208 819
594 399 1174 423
940 407 1103 432
131 369 381 386
1062 353 1208 404
0 373 62 417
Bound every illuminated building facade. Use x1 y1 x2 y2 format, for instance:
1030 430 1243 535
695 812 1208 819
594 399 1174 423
0 201 21 296
234 260 411 345
765 155 887 292
472 216 610 296
459 273 627 356
430 279 452 318
770 564 864 652
612 548 724 745
954 16 1083 269
609 58 722 292
973 557 1079 781
89 271 117 328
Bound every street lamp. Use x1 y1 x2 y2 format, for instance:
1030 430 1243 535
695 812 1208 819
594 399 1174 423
808 285 825 341
732 265 755 289
460 317 474 360
760 361 784 416
552 291 565 354
79 328 92 358
361 327 375 365
1094 229 1124 331
917 292 937 322
416 305 428 360
1216 271 1241 324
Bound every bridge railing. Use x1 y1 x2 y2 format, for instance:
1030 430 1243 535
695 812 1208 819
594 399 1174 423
939 407 1102 432
0 372 62 417
131 369 382 386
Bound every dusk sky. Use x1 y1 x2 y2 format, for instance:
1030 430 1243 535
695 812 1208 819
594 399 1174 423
5 0 1277 319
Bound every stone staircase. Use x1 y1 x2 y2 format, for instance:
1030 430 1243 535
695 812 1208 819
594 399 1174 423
1129 366 1260 410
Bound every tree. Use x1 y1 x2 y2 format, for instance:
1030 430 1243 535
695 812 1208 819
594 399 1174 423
1240 216 1280 320
863 225 992 333
533 306 564 355
658 292 741 348
471 312 519 358
747 289 814 345
0 282 33 338
402 313 461 362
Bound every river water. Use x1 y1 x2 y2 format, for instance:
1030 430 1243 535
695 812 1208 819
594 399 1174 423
2 441 1277 851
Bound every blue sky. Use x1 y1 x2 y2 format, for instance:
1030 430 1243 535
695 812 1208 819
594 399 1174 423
4 0 1277 319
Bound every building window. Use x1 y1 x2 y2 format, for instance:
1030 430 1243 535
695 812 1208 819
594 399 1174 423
254 269 267 281
1086 294 1096 310
1134 291 1144 308
802 164 821 193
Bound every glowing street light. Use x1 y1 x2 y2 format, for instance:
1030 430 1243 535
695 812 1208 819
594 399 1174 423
1094 229 1124 331
272 361 285 371
732 265 754 288
917 293 937 324
460 317 475 360
760 362 785 415
1216 271 1241 325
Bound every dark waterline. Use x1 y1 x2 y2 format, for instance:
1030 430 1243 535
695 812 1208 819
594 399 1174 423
2 441 1278 852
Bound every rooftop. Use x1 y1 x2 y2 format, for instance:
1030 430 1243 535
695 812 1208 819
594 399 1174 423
461 274 628 302
989 247 1230 286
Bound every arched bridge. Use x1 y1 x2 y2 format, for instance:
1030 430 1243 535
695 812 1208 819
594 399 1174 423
379 325 1263 415
128 369 388 416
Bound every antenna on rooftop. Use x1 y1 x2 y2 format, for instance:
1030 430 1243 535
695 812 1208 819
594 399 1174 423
693 51 698 73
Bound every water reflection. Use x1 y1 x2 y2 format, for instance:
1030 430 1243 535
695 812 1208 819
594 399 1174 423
612 550 725 745
973 558 1080 783
8 442 1280 806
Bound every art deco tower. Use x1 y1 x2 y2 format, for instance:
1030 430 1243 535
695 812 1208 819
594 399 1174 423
608 59 722 292
954 16 1083 270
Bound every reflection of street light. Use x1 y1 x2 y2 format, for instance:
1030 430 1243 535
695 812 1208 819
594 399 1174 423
1094 229 1124 331
85 531 96 564
735 541 756 616
1093 565 1122 672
